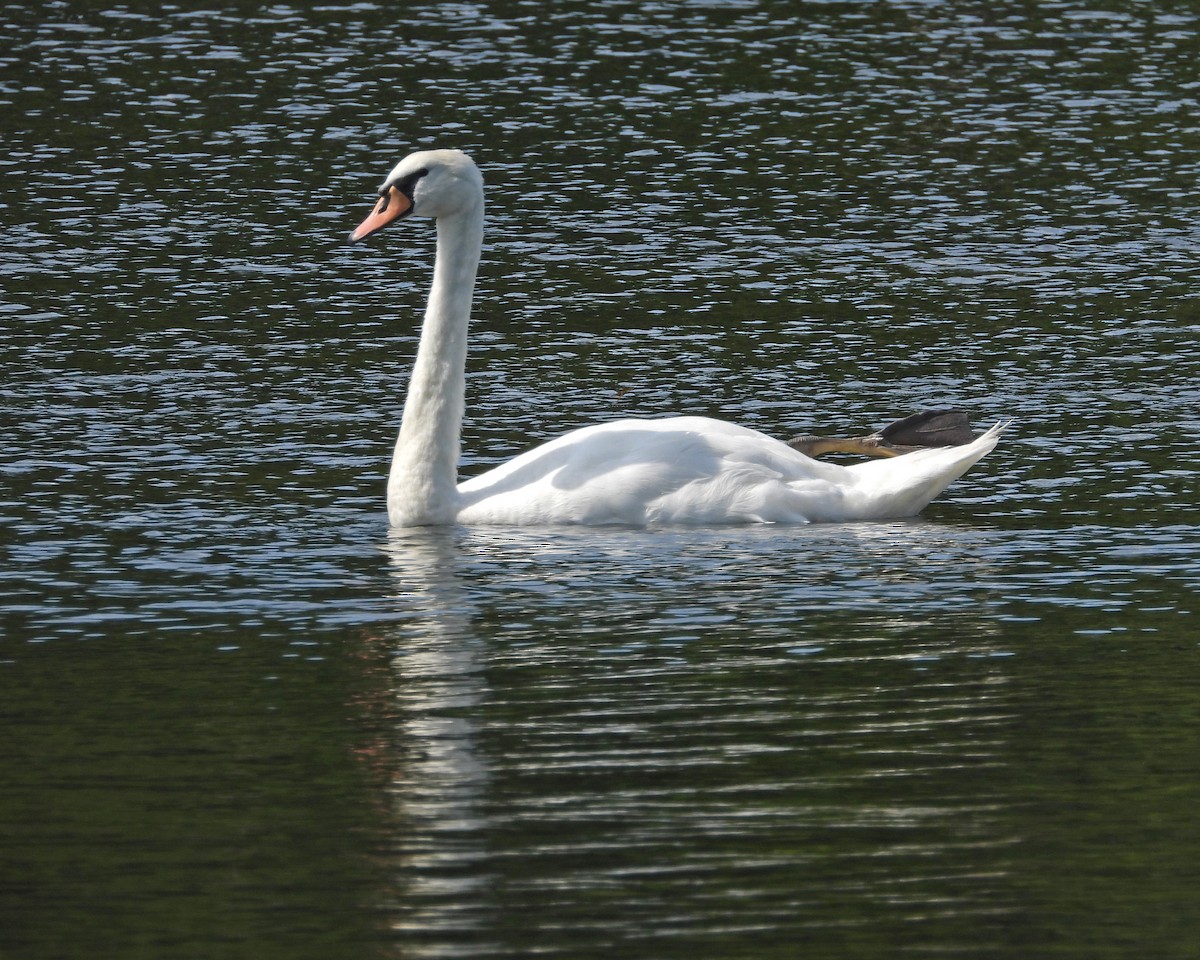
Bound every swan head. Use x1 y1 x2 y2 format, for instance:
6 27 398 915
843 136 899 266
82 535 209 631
349 149 483 242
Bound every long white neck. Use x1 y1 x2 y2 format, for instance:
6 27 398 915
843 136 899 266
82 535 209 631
387 198 483 526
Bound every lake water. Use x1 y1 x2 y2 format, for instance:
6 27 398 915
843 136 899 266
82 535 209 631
2 1 1199 957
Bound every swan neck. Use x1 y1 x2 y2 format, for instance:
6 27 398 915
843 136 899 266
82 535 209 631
388 200 483 526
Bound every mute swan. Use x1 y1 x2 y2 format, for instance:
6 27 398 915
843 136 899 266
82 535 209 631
350 149 1004 527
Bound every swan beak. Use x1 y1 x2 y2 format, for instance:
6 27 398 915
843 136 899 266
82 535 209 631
349 185 412 242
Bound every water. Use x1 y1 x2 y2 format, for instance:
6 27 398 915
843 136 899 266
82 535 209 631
2 0 1199 957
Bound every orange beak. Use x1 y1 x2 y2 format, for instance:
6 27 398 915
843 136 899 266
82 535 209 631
349 185 412 242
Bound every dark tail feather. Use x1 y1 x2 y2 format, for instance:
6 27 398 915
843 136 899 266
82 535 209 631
877 409 976 447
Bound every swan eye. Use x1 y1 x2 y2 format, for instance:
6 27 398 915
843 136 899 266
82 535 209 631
388 167 429 202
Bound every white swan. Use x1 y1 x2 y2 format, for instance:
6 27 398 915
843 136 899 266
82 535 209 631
351 149 1004 527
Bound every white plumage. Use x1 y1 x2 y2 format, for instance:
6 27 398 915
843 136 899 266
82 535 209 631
351 149 1003 528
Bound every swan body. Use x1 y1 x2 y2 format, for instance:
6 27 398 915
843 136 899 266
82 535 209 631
351 149 1003 528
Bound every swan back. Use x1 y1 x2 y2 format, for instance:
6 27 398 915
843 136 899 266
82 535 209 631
456 418 1006 526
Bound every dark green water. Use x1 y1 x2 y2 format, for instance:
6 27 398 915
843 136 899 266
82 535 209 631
2 1 1199 957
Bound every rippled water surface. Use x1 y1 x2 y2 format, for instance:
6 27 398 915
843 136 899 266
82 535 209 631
3 1 1199 958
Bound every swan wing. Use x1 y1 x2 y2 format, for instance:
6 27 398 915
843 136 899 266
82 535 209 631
456 417 782 525
454 417 1003 526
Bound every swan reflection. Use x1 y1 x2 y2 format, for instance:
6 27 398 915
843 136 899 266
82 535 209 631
379 528 494 949
371 522 1019 954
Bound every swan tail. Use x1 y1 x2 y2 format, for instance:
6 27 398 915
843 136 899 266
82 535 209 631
840 421 1008 520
